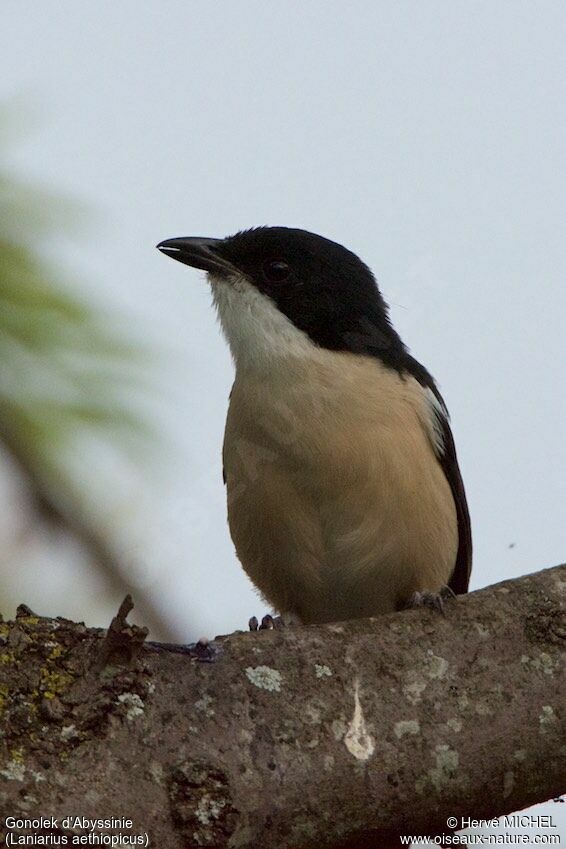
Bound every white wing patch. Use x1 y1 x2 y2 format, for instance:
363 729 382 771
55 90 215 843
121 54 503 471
423 386 448 457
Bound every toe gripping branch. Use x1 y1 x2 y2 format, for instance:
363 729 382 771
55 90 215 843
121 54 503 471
405 585 456 616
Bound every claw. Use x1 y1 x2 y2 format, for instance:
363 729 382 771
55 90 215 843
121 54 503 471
406 585 456 615
248 613 286 632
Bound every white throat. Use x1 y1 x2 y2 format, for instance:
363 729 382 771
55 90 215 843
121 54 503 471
210 274 317 372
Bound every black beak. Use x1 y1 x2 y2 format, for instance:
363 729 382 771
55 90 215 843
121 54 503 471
156 236 234 275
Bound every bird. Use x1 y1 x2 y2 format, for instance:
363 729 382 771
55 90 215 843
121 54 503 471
157 227 471 626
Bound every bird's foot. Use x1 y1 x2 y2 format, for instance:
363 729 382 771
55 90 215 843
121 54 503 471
248 614 286 631
405 585 456 615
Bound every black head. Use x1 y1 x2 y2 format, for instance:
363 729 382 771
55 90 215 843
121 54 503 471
158 226 415 368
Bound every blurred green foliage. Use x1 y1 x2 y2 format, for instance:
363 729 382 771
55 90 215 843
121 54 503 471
0 123 171 637
0 162 149 487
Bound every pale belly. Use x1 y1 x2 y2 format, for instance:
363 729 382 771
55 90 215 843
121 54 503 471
223 355 458 624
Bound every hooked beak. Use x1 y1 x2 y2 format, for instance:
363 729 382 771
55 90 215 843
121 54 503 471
156 236 235 275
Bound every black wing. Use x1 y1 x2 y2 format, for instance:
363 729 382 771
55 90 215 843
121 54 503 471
406 356 472 594
436 411 472 594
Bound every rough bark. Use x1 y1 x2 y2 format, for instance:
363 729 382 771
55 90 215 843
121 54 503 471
0 566 565 848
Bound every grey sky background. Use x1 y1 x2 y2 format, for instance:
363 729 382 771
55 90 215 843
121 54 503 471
2 0 565 837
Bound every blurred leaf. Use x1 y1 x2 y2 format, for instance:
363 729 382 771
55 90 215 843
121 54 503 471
0 172 155 469
0 117 173 639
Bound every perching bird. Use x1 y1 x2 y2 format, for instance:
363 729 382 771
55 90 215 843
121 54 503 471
157 227 471 625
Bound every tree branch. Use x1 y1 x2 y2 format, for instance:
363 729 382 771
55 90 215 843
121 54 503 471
0 565 564 848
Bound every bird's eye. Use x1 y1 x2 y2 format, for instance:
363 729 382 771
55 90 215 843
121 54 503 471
262 259 290 282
